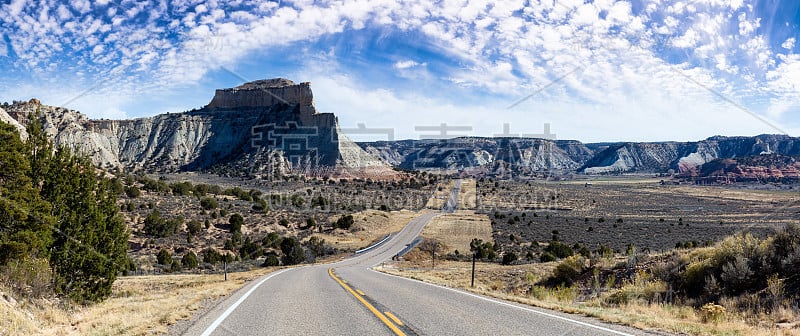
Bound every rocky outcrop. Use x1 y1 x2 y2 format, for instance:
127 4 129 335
0 80 394 178
691 154 800 182
579 135 800 174
359 134 800 176
359 138 594 173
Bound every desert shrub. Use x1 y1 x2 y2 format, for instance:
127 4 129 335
186 220 203 236
262 232 282 249
252 199 269 213
201 248 223 265
262 253 280 267
181 251 199 269
200 197 218 210
124 185 141 198
699 303 726 324
169 260 182 273
290 194 305 207
544 241 574 259
544 256 586 287
502 252 518 265
540 252 557 262
239 236 263 260
139 177 169 192
470 238 498 260
595 244 614 258
229 214 244 234
720 256 754 294
169 181 194 196
143 210 180 237
226 187 252 201
156 248 172 265
1 257 52 298
280 237 306 265
306 236 334 260
335 215 355 230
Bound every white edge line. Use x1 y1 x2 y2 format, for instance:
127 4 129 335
200 268 293 336
369 269 635 336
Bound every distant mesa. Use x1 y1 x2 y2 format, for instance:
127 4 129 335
206 78 315 113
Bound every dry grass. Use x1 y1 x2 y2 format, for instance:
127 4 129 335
419 211 492 254
381 259 800 336
425 180 454 209
1 267 278 336
457 178 477 210
310 209 429 251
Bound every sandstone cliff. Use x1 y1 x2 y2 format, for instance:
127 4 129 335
0 80 394 178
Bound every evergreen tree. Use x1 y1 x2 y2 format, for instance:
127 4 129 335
40 146 129 303
0 122 54 264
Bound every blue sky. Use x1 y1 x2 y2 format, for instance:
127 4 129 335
1 0 799 142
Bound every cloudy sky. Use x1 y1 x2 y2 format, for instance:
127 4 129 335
1 0 798 142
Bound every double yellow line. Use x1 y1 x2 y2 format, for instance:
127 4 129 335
328 268 406 336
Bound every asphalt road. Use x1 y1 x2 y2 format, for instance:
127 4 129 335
184 181 665 336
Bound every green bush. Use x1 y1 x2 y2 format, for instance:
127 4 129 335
200 197 218 210
169 181 194 196
143 210 180 237
547 256 586 286
156 248 172 265
540 252 557 262
181 251 199 269
280 237 306 265
262 253 280 267
502 252 518 265
186 220 203 236
201 248 223 265
124 185 141 198
544 241 574 259
470 238 498 260
229 214 244 234
335 215 355 230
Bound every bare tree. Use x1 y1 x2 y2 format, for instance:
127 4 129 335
418 238 445 269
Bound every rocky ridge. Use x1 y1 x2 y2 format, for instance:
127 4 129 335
359 134 800 177
0 79 393 178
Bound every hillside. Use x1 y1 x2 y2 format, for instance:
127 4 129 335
359 134 800 176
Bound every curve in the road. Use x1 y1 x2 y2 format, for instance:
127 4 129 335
187 180 663 336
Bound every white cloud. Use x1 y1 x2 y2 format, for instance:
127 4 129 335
0 0 795 140
782 37 795 50
393 60 422 69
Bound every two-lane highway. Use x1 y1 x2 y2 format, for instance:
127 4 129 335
184 182 664 336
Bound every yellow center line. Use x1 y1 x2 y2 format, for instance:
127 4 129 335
356 289 366 296
384 311 405 326
328 268 406 336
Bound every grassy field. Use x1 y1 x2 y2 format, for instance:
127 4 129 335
309 209 428 250
1 267 279 336
419 211 492 255
425 180 454 209
457 178 477 210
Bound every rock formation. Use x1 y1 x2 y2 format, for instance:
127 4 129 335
0 80 394 178
3 81 800 179
359 134 800 176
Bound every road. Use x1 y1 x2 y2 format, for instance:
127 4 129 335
184 181 663 336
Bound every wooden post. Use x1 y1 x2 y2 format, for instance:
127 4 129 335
224 260 228 281
471 252 476 288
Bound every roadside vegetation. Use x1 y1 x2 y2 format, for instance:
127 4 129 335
385 178 800 335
